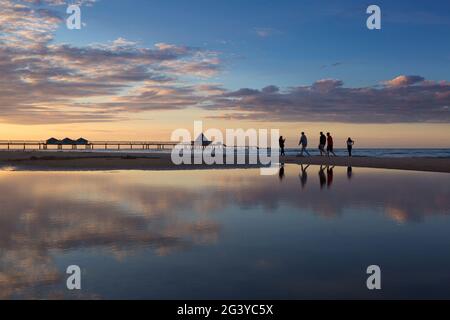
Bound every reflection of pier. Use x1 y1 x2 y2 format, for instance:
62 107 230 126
0 140 178 151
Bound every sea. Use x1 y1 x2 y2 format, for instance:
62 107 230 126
3 146 449 158
115 147 450 158
282 148 450 158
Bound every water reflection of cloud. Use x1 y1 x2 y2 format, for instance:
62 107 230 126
0 167 448 298
212 166 450 222
0 172 222 298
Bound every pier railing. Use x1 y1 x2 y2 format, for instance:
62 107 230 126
0 140 179 151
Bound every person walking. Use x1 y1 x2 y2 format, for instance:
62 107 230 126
347 137 354 157
326 132 337 157
318 132 326 156
298 132 311 156
279 136 286 156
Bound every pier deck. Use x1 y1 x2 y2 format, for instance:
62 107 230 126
0 140 178 151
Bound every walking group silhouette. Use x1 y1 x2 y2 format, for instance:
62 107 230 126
278 132 355 157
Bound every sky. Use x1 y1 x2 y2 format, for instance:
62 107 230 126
0 0 449 147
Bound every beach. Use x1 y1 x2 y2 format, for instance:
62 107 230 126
0 151 449 173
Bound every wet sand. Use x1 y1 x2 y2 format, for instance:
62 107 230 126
0 151 449 173
283 156 450 173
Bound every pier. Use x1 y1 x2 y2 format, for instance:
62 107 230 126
0 140 178 151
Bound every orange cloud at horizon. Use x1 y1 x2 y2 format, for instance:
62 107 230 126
0 108 449 148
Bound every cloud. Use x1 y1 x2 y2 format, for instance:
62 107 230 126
0 0 449 125
253 27 281 38
205 76 450 123
384 75 425 87
0 0 222 124
311 79 343 92
23 0 97 6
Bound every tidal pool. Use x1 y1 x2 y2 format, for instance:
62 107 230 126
0 165 449 299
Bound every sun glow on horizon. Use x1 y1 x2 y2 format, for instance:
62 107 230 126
1 116 449 148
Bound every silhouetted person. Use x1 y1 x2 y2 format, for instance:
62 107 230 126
347 166 353 180
319 132 326 156
298 132 311 156
347 137 354 157
279 136 286 156
326 132 337 157
299 164 310 189
318 165 326 189
279 163 285 181
327 165 335 188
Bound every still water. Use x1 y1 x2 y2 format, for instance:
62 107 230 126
0 165 449 299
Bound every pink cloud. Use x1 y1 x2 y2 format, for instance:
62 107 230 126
384 75 425 87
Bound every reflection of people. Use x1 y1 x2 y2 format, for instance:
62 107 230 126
318 165 326 189
347 166 353 180
347 137 355 157
298 132 311 157
319 132 326 156
279 163 285 181
327 165 335 188
279 136 286 156
326 132 337 157
299 164 310 189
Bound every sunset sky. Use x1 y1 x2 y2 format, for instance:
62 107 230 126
1 0 449 147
